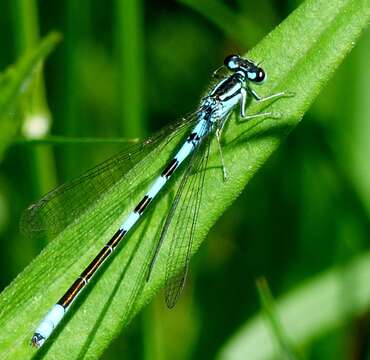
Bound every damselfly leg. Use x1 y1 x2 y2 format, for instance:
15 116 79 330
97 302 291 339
215 127 228 181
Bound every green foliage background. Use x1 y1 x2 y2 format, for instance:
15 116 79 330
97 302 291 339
0 0 368 359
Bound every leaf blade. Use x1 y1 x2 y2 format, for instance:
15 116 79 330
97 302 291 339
0 32 61 159
217 253 370 360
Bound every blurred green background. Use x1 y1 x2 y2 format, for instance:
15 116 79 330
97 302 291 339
0 0 368 359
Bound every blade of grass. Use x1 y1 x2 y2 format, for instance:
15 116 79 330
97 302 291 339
12 0 58 200
0 0 368 358
62 0 91 178
218 253 370 359
256 277 301 360
115 0 146 137
0 32 61 160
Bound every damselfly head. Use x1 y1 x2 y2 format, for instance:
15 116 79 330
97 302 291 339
224 54 266 84
224 54 242 70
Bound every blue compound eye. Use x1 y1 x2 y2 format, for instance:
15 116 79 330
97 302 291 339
247 71 257 80
248 67 266 83
255 68 266 83
224 54 240 70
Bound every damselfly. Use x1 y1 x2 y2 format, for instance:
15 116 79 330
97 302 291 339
26 54 288 348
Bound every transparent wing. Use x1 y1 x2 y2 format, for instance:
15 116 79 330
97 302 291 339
153 125 212 308
164 134 211 308
20 114 199 240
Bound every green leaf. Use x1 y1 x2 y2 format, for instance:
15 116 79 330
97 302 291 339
0 32 61 160
0 0 368 358
217 252 370 359
256 277 301 359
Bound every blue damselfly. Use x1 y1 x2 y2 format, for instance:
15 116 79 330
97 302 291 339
25 55 288 348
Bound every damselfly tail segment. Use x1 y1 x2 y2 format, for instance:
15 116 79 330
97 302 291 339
30 54 289 348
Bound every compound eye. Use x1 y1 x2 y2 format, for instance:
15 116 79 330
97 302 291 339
255 68 266 83
224 54 240 70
